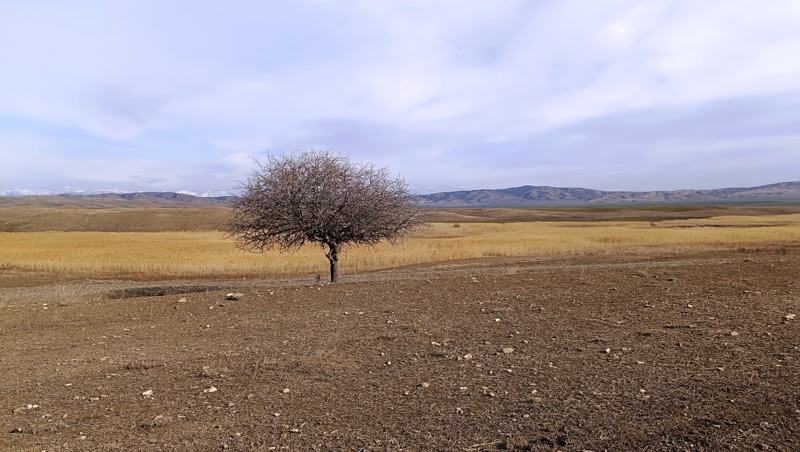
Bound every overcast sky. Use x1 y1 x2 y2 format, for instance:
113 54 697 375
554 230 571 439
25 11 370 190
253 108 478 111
1 0 799 194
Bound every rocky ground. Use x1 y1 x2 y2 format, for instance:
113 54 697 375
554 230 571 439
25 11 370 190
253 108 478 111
1 250 798 451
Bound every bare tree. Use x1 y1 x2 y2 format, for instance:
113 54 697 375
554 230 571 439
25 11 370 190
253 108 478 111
229 150 425 282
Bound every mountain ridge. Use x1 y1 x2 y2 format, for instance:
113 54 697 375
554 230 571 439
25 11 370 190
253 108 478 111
416 181 800 207
1 182 798 207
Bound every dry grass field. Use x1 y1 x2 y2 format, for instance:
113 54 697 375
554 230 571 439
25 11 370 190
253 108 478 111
1 214 799 280
1 202 799 450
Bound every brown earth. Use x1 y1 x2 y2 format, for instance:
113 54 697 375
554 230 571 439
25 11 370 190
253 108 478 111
3 200 800 232
1 250 799 451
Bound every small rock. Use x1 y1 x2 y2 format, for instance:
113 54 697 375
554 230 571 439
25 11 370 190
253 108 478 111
419 382 430 388
502 347 515 354
636 361 646 365
10 427 23 434
730 331 740 337
463 354 474 361
503 436 529 451
177 298 188 303
141 389 154 398
281 388 290 394
783 314 796 322
225 293 244 301
203 387 218 393
144 414 170 428
603 348 612 354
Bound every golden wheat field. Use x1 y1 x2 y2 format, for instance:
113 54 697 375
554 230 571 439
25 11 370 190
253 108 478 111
2 214 799 278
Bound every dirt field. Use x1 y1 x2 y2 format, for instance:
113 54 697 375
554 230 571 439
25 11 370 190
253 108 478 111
2 250 798 451
3 198 800 233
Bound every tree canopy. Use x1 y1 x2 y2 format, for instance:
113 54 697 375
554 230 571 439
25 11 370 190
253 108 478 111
229 150 425 282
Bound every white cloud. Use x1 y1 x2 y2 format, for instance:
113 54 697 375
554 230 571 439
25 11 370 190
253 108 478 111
1 0 799 192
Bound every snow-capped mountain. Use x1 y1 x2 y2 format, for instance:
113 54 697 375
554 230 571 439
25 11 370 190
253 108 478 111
176 190 236 197
0 188 61 196
1 188 232 197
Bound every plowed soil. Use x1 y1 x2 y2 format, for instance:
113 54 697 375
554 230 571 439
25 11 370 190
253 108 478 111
1 251 798 451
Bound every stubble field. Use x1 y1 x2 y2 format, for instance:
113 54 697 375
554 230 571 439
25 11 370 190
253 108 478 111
1 202 799 450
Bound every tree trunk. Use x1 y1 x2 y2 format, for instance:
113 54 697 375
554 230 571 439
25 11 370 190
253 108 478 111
326 243 340 283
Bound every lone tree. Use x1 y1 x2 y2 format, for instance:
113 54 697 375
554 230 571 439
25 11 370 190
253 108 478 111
229 150 425 282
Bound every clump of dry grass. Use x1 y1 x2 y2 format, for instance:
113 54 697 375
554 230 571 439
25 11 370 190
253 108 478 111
1 214 798 278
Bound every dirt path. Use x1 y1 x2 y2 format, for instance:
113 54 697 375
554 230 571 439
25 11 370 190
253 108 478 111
1 251 798 450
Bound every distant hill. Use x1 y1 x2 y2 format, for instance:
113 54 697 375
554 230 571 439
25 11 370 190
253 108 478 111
0 192 234 208
2 182 799 209
75 192 235 204
416 181 800 207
